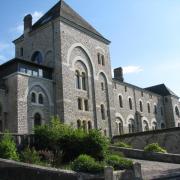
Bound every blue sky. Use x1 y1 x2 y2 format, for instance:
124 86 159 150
0 0 180 96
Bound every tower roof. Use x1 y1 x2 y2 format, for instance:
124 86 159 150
14 0 110 44
145 84 179 98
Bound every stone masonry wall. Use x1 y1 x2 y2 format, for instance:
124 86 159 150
113 127 180 154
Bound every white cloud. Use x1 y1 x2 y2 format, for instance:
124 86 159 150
32 11 43 23
12 11 43 34
123 65 143 74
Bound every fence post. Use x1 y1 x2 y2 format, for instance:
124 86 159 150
104 166 113 180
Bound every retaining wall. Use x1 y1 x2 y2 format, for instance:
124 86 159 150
113 127 180 154
110 146 180 164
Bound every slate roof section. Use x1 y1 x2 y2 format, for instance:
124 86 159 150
145 84 179 98
14 0 110 44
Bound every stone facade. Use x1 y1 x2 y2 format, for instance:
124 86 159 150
0 0 180 136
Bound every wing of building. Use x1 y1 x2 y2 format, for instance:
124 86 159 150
0 0 180 136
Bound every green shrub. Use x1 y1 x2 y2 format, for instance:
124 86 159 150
105 155 133 170
144 143 167 153
34 117 73 151
114 142 132 149
35 118 109 163
71 154 104 174
0 133 19 161
82 130 109 161
20 147 41 165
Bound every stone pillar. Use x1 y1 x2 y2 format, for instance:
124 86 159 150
133 162 143 180
104 166 113 180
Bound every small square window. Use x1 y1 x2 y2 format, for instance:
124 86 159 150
20 68 26 73
39 69 43 77
32 71 38 77
27 69 32 76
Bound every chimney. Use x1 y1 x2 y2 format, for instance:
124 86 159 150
114 67 124 82
23 14 32 34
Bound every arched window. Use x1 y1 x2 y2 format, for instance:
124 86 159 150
82 120 87 131
154 105 157 114
75 70 81 89
77 120 81 129
152 122 157 130
143 120 149 131
31 92 36 103
116 119 123 135
101 55 105 66
0 120 2 132
34 113 41 127
139 101 143 112
175 106 180 117
128 119 135 133
101 104 105 120
104 129 107 136
0 103 2 116
161 123 165 129
82 72 87 90
147 103 151 113
88 121 92 131
129 98 133 110
31 51 43 64
38 94 43 104
119 95 123 108
97 53 101 64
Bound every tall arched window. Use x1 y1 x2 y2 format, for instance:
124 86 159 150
119 95 123 108
147 103 151 113
97 53 101 64
101 104 105 120
31 92 36 103
0 103 2 116
143 120 149 131
75 70 81 89
88 121 92 131
82 120 87 131
82 72 87 90
128 119 135 133
129 98 133 110
116 119 123 135
31 51 43 64
139 101 143 112
34 113 41 127
161 123 165 129
175 106 180 117
154 105 157 114
38 94 43 104
152 122 157 130
77 120 81 129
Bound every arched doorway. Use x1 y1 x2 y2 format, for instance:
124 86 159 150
34 113 42 127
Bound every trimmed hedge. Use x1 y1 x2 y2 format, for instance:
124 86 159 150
144 143 167 153
105 154 133 170
71 154 104 174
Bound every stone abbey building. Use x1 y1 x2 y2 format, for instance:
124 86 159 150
0 0 180 137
